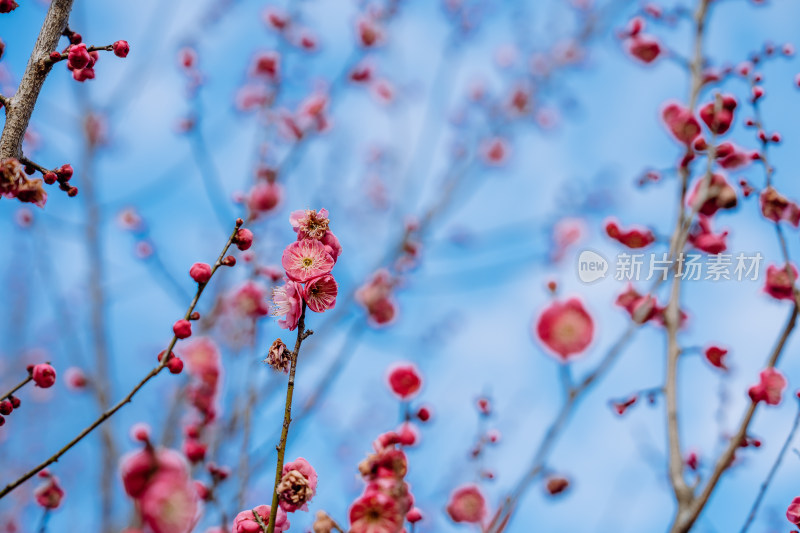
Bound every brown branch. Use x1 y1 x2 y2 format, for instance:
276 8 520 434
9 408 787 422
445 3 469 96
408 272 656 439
739 395 800 532
670 303 798 532
0 0 75 160
266 302 313 533
45 44 114 64
1 370 33 402
663 0 711 515
487 319 643 533
0 218 244 501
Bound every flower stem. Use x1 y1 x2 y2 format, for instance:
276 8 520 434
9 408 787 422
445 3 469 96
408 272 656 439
266 302 313 533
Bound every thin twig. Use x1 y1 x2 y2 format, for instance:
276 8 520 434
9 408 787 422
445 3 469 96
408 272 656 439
266 302 313 533
674 303 799 532
739 396 800 532
663 0 712 518
0 219 243 501
251 508 269 533
1 371 33 401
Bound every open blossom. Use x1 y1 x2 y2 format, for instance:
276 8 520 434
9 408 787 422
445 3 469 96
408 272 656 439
291 208 330 240
272 280 303 330
356 269 398 327
303 274 338 313
535 298 594 360
120 447 189 499
446 484 487 524
349 491 403 533
139 473 198 533
764 263 797 301
229 281 270 318
605 219 655 249
289 208 342 261
278 457 318 512
748 367 787 405
233 505 289 533
387 364 423 400
282 239 335 282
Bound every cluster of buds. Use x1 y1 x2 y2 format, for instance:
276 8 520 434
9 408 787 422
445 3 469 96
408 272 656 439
356 269 398 327
0 363 56 426
178 338 223 464
47 26 129 83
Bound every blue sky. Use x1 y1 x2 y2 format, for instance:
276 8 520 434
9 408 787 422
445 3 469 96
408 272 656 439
3 0 800 532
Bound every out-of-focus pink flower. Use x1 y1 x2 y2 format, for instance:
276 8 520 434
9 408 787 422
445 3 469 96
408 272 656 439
749 367 787 406
481 137 510 166
446 484 486 524
387 364 423 400
699 94 737 134
761 186 800 227
120 447 189 499
687 173 737 217
251 51 280 80
704 346 728 370
34 474 64 509
605 219 655 249
278 457 318 512
247 182 283 216
688 216 728 254
787 496 800 525
764 263 798 301
714 142 756 170
535 298 594 360
229 281 270 319
349 491 403 533
139 472 198 533
626 34 662 64
117 207 143 231
356 16 384 48
356 270 398 327
64 367 88 390
661 102 701 146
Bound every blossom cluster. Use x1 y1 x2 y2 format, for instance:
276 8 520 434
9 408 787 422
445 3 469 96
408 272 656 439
271 209 340 334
